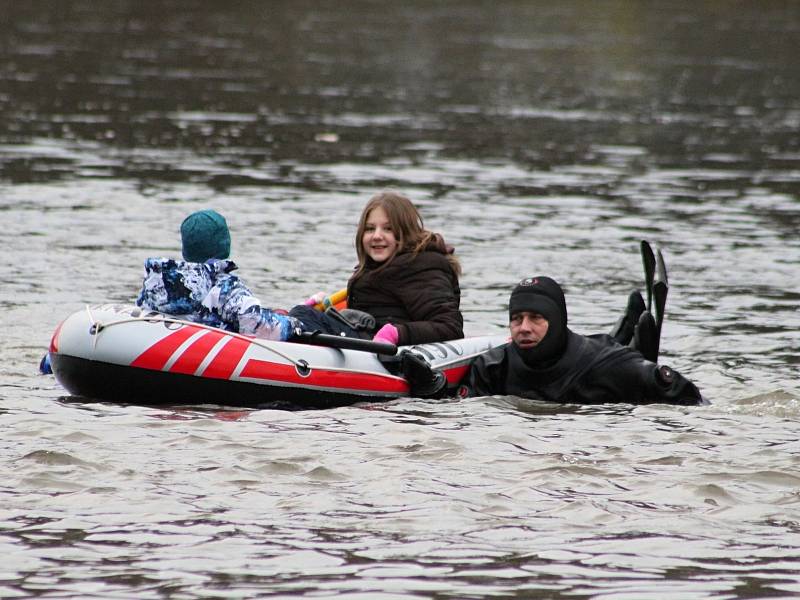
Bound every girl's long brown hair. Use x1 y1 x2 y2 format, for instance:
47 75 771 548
351 191 461 280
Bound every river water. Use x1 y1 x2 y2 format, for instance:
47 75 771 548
2 2 799 598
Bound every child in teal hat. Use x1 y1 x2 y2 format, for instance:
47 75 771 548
136 209 300 341
40 209 299 373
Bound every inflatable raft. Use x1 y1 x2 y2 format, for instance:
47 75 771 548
48 304 507 409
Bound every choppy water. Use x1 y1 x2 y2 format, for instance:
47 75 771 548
2 2 799 598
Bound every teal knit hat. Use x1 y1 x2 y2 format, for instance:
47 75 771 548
180 209 231 262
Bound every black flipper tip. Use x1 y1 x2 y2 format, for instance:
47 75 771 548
631 311 659 363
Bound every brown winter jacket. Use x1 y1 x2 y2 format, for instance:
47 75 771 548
347 242 463 346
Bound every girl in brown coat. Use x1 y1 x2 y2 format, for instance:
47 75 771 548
348 191 463 345
291 191 463 346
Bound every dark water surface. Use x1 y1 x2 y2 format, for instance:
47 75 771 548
2 2 800 598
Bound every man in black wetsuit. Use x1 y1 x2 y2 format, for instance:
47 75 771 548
456 276 704 404
402 276 704 405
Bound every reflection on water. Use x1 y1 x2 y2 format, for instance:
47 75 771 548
2 1 800 598
3 2 799 189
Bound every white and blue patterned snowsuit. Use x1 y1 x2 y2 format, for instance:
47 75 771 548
136 258 299 341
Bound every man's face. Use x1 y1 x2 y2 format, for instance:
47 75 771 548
510 311 549 349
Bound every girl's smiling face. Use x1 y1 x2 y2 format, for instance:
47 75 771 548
362 206 399 263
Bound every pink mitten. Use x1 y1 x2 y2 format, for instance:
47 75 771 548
372 323 399 345
304 291 327 306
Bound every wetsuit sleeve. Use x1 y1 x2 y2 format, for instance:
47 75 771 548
604 354 706 405
459 350 506 398
393 263 463 345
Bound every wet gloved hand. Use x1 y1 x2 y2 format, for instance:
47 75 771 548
400 350 447 398
372 323 399 345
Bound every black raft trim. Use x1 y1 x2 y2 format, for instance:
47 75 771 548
50 353 391 411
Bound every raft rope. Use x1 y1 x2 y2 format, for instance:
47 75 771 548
83 306 409 381
86 305 101 351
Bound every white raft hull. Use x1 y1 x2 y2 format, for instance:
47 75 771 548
49 304 507 409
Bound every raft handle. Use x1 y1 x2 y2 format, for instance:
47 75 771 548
295 359 311 378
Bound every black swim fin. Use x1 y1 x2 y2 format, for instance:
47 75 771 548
631 310 658 363
610 290 646 346
641 240 656 313
653 248 669 358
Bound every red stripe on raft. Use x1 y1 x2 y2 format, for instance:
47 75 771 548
201 336 250 380
131 326 198 370
49 320 65 353
443 365 469 384
170 330 225 375
240 359 410 393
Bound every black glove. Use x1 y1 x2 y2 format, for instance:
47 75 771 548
400 351 448 399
